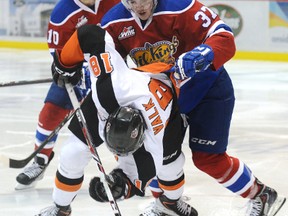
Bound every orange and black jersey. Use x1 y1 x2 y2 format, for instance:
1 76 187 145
63 25 184 192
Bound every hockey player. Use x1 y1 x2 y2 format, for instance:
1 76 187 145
35 24 198 216
100 0 287 215
15 0 119 190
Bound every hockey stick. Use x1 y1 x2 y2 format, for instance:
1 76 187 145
0 110 75 168
65 82 122 216
0 78 53 87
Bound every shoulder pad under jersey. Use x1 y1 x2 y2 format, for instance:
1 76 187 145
155 0 195 13
50 0 80 24
101 3 131 27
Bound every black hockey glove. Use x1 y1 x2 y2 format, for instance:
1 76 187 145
51 50 83 88
89 169 144 202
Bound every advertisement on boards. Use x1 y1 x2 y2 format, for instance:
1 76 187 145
269 2 288 47
8 0 57 37
208 4 243 38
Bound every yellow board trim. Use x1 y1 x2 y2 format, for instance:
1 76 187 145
0 40 287 62
0 40 47 50
234 51 288 62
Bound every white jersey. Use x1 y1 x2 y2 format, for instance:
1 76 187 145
92 35 173 184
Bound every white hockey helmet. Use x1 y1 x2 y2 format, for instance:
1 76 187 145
121 0 158 12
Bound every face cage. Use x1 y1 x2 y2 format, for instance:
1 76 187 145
121 0 157 11
107 128 145 157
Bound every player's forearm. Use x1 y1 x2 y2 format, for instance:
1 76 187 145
205 32 236 70
59 30 85 67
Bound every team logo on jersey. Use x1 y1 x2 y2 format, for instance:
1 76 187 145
118 26 135 40
130 36 179 66
76 15 88 29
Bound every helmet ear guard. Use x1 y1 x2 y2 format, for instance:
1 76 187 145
104 106 146 156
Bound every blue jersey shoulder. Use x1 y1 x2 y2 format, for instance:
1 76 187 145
155 0 193 13
50 0 80 24
101 0 193 26
101 3 131 26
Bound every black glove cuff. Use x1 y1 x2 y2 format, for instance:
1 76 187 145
51 50 83 87
53 50 83 73
110 169 144 199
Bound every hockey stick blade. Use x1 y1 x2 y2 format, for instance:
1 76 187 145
0 78 52 87
3 110 75 169
0 154 9 167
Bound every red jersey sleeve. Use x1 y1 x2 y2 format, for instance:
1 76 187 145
174 1 236 70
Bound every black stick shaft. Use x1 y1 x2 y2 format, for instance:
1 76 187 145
8 110 74 168
0 78 53 87
65 82 121 216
